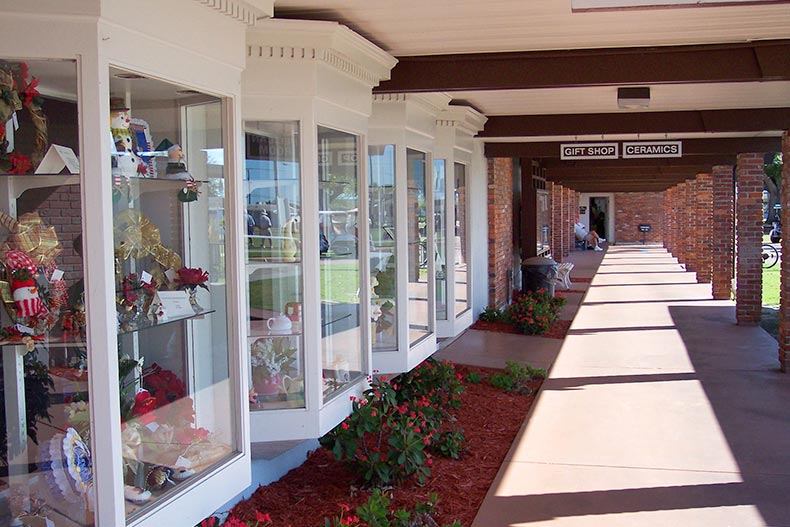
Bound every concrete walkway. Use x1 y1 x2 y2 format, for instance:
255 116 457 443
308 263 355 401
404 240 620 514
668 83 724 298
445 246 790 526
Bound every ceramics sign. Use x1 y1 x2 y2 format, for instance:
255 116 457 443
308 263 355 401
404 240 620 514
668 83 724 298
623 141 682 158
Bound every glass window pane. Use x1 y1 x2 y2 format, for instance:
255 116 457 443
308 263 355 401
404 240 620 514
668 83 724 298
454 163 470 317
244 122 304 410
434 160 447 321
407 148 431 344
318 126 363 400
369 145 397 352
110 67 236 520
0 58 95 526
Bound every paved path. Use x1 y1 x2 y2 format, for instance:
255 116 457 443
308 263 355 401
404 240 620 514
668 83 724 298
450 246 790 526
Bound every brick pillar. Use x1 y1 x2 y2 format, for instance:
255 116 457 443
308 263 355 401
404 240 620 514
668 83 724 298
676 182 687 265
665 186 675 256
551 182 565 262
487 157 514 308
695 173 713 284
735 153 765 325
685 179 698 273
779 133 790 370
712 165 734 299
564 186 573 258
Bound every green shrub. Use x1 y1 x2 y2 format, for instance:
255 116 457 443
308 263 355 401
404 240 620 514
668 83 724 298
487 361 546 396
478 305 502 322
323 490 464 527
432 429 466 460
463 371 484 384
504 289 566 335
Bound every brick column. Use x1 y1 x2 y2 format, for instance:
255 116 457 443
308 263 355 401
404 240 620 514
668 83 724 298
564 186 573 258
487 157 514 308
735 153 765 325
712 165 734 299
695 173 713 284
779 133 790 370
665 186 675 256
551 182 565 262
676 182 687 265
685 179 698 273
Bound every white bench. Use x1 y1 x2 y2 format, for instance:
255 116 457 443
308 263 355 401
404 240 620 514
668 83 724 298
556 262 574 290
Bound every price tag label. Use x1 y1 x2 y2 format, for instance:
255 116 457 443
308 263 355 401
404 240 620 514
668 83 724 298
50 269 64 282
140 271 153 284
165 268 177 282
153 290 195 320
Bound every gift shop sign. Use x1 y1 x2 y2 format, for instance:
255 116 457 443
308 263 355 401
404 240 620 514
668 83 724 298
561 143 618 160
560 141 683 160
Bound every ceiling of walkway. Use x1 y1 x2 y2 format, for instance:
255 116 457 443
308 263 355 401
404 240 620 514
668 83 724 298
274 0 790 192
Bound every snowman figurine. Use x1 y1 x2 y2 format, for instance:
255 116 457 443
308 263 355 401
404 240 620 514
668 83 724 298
110 98 148 178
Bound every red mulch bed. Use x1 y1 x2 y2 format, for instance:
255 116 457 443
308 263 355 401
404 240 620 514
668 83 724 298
469 318 571 340
227 365 542 527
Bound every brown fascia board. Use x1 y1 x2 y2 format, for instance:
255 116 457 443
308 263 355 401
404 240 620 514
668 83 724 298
565 183 682 192
480 108 790 137
376 40 790 92
541 155 736 168
485 137 782 158
546 166 710 179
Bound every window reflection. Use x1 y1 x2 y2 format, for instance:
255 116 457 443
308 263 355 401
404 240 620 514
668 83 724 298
434 160 447 321
455 163 469 317
369 145 397 352
244 121 305 410
318 126 363 400
407 148 431 344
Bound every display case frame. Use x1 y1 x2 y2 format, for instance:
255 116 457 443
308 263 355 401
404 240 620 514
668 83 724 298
242 19 397 442
368 94 452 375
433 106 487 340
0 1 266 524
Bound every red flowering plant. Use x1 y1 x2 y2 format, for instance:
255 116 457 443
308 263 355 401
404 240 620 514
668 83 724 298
321 490 463 527
215 511 272 527
174 266 210 291
504 288 566 335
321 360 469 487
0 60 48 174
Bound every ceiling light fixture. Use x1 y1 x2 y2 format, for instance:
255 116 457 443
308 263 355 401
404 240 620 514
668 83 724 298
618 87 650 109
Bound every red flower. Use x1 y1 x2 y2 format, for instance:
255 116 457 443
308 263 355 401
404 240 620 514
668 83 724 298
255 511 272 523
8 152 33 174
174 267 209 290
22 77 40 107
338 503 351 512
198 517 219 527
131 390 157 425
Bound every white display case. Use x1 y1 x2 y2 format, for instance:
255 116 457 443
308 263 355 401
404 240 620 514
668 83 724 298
242 19 397 442
433 107 487 338
367 94 452 375
0 1 270 525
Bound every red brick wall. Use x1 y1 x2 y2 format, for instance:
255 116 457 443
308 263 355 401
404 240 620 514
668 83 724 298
735 153 765 325
685 180 699 273
563 187 573 258
695 173 713 284
712 165 734 299
779 133 790 370
613 192 664 244
487 157 514 308
550 182 565 263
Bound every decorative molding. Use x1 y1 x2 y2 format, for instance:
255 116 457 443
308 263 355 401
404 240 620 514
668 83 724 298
436 106 488 136
193 0 273 26
247 20 397 86
371 93 452 116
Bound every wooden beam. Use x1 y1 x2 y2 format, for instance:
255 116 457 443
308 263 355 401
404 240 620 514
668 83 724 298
546 165 711 179
565 182 680 192
377 40 790 93
484 137 782 158
541 155 735 169
480 108 790 137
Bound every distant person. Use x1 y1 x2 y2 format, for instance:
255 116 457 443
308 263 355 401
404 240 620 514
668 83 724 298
246 211 255 246
574 220 605 251
257 208 272 248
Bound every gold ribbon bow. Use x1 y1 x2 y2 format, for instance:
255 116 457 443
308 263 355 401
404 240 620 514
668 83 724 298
113 209 182 270
0 211 62 265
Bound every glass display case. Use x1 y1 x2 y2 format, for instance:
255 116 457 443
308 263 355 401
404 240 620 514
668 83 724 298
454 162 470 317
244 121 305 411
368 145 398 352
406 148 433 346
0 58 94 527
109 68 238 521
434 160 448 321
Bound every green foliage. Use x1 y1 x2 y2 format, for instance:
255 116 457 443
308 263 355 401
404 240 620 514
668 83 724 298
478 305 502 322
487 361 546 396
320 360 467 487
431 429 466 460
504 289 566 335
463 371 483 384
322 490 464 527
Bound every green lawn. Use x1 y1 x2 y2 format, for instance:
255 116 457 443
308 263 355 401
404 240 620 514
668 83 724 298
763 265 780 307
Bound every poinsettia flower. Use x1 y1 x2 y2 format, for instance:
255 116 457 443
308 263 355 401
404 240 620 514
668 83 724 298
22 77 40 107
8 152 33 174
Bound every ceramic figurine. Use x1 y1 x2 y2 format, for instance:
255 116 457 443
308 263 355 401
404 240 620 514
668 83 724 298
110 98 148 178
165 143 192 180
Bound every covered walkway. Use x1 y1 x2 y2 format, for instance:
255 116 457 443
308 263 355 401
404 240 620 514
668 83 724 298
445 246 790 526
